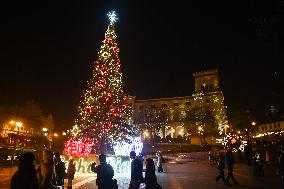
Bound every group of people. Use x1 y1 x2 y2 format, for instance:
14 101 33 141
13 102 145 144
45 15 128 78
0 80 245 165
216 146 284 188
10 149 76 189
215 148 239 187
91 151 163 189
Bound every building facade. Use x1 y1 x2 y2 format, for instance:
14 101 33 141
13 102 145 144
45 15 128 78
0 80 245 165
131 69 228 144
255 120 284 139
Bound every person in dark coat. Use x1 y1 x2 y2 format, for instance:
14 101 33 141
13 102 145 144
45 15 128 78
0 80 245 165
54 152 66 188
67 159 76 189
129 151 143 189
145 158 162 189
10 152 40 189
39 149 57 189
253 151 264 176
225 148 239 186
277 148 284 189
216 152 226 184
92 154 114 189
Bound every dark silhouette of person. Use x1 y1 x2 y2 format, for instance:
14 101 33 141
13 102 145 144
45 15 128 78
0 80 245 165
129 151 143 189
216 152 226 184
54 152 66 188
277 148 284 188
253 151 264 176
225 148 239 186
244 144 252 166
145 158 162 189
10 152 40 189
92 154 114 189
39 149 57 189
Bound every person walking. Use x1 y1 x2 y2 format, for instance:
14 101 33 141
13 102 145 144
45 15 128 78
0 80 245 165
10 152 40 189
91 154 114 189
67 159 76 189
215 152 226 184
145 158 162 189
129 151 143 189
39 149 57 189
54 152 66 188
225 148 239 187
255 151 264 176
157 153 165 173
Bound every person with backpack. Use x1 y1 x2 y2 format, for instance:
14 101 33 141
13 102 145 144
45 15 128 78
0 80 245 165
10 152 40 189
54 152 66 188
92 154 115 189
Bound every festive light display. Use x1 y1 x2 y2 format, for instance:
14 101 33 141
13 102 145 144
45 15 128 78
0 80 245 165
113 137 143 156
65 11 135 157
62 156 131 175
64 138 96 158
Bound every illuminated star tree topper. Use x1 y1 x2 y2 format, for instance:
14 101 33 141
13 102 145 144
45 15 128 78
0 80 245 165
107 11 118 24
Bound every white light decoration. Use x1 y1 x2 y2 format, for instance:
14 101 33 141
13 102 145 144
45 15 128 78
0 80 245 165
62 156 131 176
107 11 118 23
113 137 143 156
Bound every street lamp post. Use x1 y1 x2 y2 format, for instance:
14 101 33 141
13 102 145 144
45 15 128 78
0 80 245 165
251 121 256 140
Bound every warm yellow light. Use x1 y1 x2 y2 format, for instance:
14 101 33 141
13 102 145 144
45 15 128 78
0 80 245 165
251 121 256 126
42 128 48 132
16 122 23 128
144 131 149 137
198 126 202 131
172 128 175 132
237 131 241 134
9 120 15 124
62 132 66 136
54 133 58 137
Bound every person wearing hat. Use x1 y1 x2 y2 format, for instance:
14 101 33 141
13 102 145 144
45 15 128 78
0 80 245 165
129 151 143 189
92 154 114 189
10 152 40 189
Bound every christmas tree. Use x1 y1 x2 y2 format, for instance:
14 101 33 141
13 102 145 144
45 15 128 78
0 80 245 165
65 11 134 157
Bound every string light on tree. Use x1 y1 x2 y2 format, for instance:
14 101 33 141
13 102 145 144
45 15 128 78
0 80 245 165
64 11 136 157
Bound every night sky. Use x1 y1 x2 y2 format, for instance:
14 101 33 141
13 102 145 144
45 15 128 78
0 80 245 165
0 1 283 129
